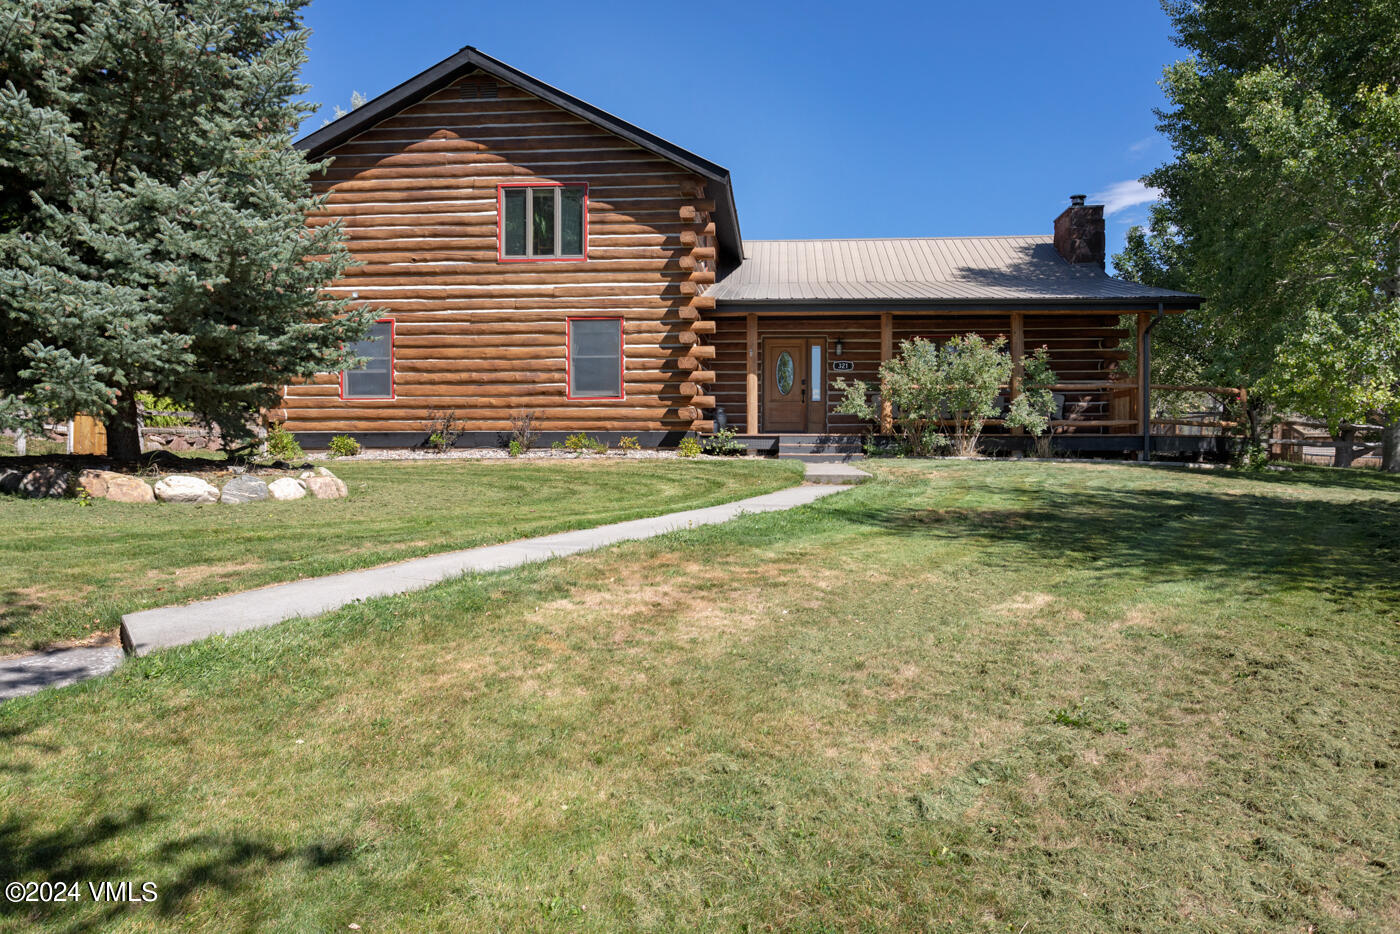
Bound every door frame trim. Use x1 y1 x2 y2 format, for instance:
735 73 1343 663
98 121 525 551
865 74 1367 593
760 334 829 434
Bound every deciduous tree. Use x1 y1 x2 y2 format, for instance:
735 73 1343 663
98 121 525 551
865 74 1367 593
1120 0 1400 467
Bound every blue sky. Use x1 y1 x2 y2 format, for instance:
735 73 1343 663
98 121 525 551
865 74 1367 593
297 0 1181 267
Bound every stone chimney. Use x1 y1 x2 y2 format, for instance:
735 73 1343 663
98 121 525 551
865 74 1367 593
1053 194 1106 269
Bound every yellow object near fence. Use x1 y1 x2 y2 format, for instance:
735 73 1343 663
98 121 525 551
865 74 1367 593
71 414 107 456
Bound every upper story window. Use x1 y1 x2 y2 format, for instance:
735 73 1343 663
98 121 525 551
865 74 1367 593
499 183 586 260
341 319 395 400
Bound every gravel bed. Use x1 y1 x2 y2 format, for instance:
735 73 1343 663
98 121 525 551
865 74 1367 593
306 448 718 462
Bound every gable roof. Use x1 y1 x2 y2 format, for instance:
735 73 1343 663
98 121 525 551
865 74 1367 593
707 236 1202 309
295 46 742 265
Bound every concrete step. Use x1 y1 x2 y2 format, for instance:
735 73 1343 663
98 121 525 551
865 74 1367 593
777 438 865 453
776 434 865 444
778 445 864 454
804 461 873 485
781 453 867 464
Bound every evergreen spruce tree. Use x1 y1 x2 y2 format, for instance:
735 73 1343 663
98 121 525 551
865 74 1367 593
0 0 372 460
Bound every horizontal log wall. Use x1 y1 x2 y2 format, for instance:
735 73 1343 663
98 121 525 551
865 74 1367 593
711 312 1132 434
280 72 711 437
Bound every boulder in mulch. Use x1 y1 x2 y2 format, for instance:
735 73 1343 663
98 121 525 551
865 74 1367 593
20 466 71 499
77 469 155 504
219 476 269 504
153 474 219 504
267 477 307 501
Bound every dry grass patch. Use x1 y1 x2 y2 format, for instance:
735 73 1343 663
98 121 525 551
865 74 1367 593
144 560 264 585
991 590 1056 616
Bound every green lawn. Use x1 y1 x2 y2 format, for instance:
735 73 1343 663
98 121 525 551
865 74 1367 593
2 461 1398 931
0 458 800 654
0 434 66 457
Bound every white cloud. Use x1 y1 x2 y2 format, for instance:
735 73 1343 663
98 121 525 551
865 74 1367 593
1128 135 1156 156
1092 180 1162 216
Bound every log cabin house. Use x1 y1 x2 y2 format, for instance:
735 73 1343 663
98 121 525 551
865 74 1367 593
283 47 1202 455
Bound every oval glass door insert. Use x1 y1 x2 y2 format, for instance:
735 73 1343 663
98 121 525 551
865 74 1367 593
775 352 794 395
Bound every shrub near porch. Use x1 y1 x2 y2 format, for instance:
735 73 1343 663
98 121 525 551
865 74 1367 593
834 334 1058 456
2 461 1397 930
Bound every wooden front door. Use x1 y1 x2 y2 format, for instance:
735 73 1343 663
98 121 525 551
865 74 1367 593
763 338 826 432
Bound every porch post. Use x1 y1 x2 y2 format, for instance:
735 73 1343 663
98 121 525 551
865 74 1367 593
879 312 893 434
745 312 759 433
1137 307 1162 461
1010 312 1025 436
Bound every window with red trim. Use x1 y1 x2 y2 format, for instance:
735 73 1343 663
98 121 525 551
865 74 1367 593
499 184 586 260
341 319 394 399
567 318 623 400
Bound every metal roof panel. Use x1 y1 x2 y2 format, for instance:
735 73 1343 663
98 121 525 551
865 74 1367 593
708 236 1200 306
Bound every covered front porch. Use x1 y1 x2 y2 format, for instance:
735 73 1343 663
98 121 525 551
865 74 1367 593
706 309 1164 447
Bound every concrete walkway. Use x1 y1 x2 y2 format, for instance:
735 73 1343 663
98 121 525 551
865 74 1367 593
0 646 125 700
119 482 847 657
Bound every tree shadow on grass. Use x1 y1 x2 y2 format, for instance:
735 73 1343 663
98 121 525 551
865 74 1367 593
0 722 58 774
1217 463 1400 495
840 484 1400 604
0 590 44 645
0 805 355 932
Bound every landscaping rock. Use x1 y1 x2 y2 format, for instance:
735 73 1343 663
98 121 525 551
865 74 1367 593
153 474 219 504
20 466 71 499
267 477 307 501
301 468 348 499
0 468 22 495
77 469 155 504
303 475 347 499
219 476 269 504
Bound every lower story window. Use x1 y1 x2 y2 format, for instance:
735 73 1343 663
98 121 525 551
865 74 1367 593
342 319 394 399
568 317 623 399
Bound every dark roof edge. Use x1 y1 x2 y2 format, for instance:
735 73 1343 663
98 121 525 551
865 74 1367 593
295 46 742 263
711 296 1204 314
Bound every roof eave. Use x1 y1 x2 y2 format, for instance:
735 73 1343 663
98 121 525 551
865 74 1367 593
295 46 742 263
710 296 1204 313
